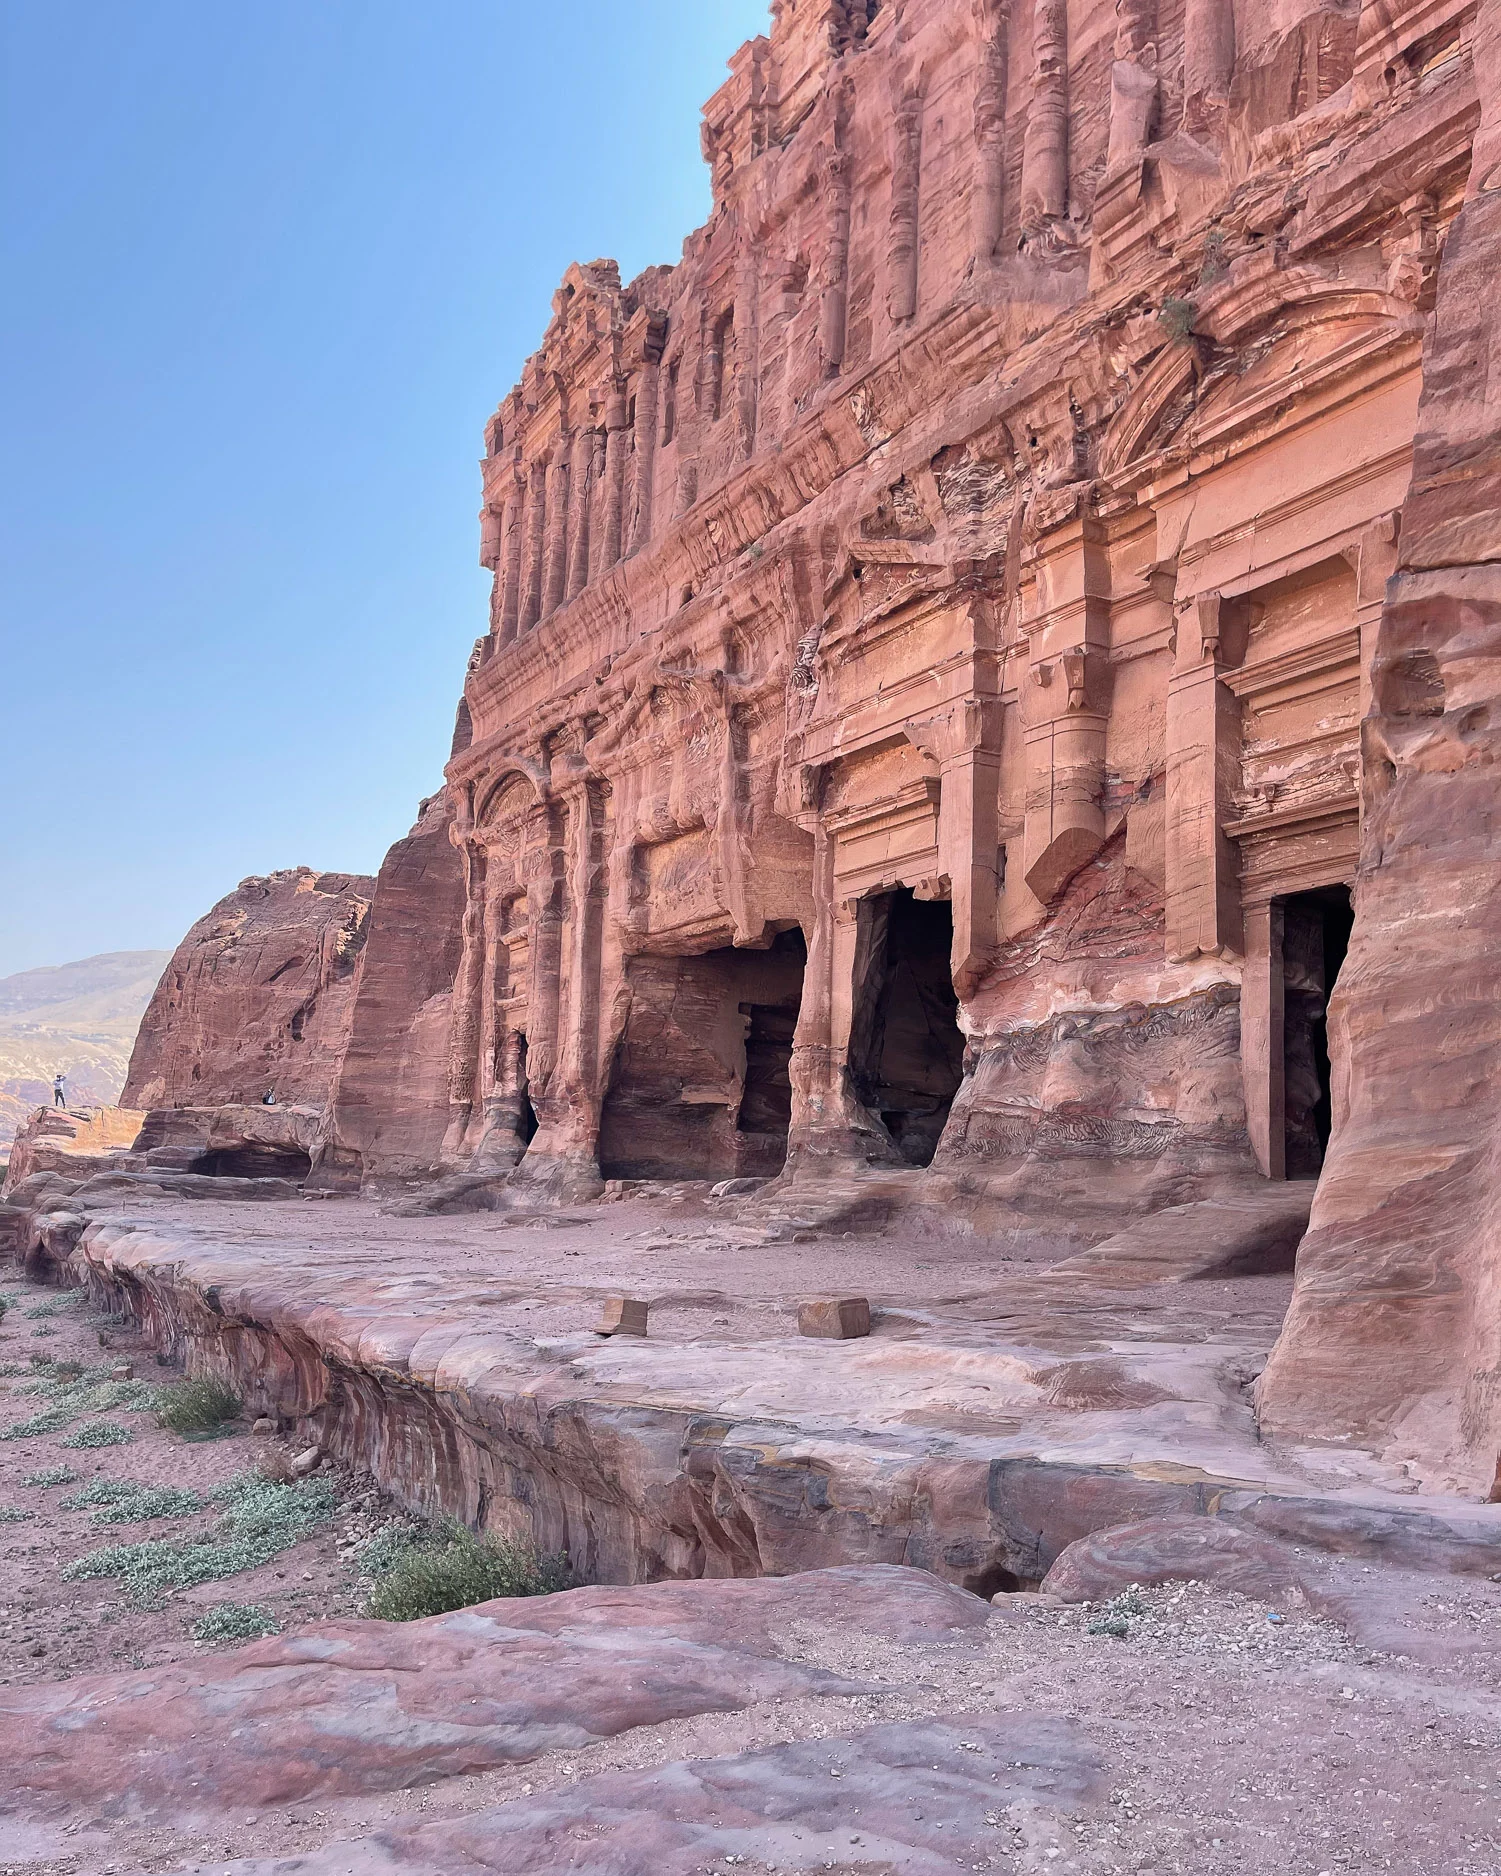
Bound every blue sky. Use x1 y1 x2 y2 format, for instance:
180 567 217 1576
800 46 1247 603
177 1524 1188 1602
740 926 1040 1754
0 1 770 976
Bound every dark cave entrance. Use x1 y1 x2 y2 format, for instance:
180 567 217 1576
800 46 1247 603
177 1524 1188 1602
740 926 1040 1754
191 1145 313 1182
599 928 807 1181
1279 884 1354 1179
849 889 965 1167
735 927 807 1176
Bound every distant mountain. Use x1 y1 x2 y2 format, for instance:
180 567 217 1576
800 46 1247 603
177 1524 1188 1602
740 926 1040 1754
0 951 170 1152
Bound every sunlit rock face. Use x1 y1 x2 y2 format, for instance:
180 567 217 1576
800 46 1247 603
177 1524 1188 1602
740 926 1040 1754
122 869 374 1114
122 0 1501 1489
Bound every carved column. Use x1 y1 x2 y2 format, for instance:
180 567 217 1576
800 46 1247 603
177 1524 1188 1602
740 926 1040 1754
627 315 667 555
600 389 629 570
734 252 760 460
443 842 487 1160
542 436 571 617
675 323 702 515
1353 513 1400 718
1019 0 1070 239
972 0 1010 269
566 425 593 602
1164 589 1242 960
1107 0 1158 166
520 457 547 632
1019 517 1111 909
1240 900 1286 1178
786 812 896 1170
887 82 926 322
818 84 854 376
497 465 524 645
1182 0 1234 132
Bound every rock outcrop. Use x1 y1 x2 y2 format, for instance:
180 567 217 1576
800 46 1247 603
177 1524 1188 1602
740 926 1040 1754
102 0 1501 1489
1258 0 1501 1497
312 793 466 1189
122 869 373 1113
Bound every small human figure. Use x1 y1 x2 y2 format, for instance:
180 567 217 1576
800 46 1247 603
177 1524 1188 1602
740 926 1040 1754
53 1073 67 1108
261 1089 277 1107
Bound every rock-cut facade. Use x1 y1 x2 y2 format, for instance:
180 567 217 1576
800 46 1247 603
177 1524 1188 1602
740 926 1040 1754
110 0 1501 1495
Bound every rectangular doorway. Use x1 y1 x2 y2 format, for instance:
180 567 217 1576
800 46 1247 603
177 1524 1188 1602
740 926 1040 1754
1279 885 1354 1178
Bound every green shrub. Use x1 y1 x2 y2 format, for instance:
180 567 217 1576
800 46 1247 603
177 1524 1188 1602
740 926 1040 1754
1 1405 75 1440
1088 1585 1147 1640
191 1601 280 1644
62 1479 204 1524
62 1420 134 1448
365 1522 571 1622
0 1505 34 1524
22 1464 79 1487
157 1374 242 1437
1 1365 157 1440
23 1294 78 1320
63 1468 336 1608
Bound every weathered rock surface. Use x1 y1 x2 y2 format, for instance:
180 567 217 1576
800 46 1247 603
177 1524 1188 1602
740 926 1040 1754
122 869 373 1112
90 0 1501 1494
126 1714 1101 1876
14 1193 1499 1593
0 1103 145 1193
0 1569 987 1820
313 792 466 1189
1258 2 1501 1497
1041 1513 1311 1604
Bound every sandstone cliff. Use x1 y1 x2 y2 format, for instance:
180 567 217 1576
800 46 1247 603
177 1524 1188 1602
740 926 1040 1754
122 869 373 1111
313 793 466 1187
97 0 1501 1497
1259 0 1501 1496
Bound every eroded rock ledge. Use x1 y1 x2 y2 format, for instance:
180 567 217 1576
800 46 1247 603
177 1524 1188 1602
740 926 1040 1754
7 1195 1497 1591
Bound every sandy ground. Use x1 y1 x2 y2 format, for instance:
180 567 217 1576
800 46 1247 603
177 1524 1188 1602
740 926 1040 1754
0 1274 395 1693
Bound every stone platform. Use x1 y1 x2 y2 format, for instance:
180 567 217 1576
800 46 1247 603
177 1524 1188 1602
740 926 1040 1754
7 1182 1498 1588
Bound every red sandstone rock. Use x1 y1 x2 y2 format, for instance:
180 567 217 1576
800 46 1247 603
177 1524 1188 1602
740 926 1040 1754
595 1295 649 1336
1041 1514 1310 1604
123 869 374 1114
313 793 466 1189
797 1295 871 1338
1258 0 1501 1495
106 0 1501 1492
118 1714 1100 1876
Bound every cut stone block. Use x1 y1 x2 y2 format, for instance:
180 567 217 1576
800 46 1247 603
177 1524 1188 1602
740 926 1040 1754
798 1296 871 1340
596 1296 649 1337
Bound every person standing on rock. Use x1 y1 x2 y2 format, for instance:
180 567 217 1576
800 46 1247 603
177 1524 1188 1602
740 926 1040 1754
262 1089 277 1106
52 1073 67 1108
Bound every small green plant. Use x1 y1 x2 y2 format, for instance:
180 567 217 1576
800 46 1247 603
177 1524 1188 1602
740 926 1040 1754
0 1506 34 1524
62 1479 204 1524
191 1601 280 1644
64 1468 336 1608
157 1374 242 1437
1 1405 76 1440
30 1325 57 1339
1088 1585 1147 1640
1158 296 1197 341
1198 228 1228 286
353 1520 427 1579
22 1464 79 1487
365 1522 571 1622
23 1295 79 1320
62 1419 134 1449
